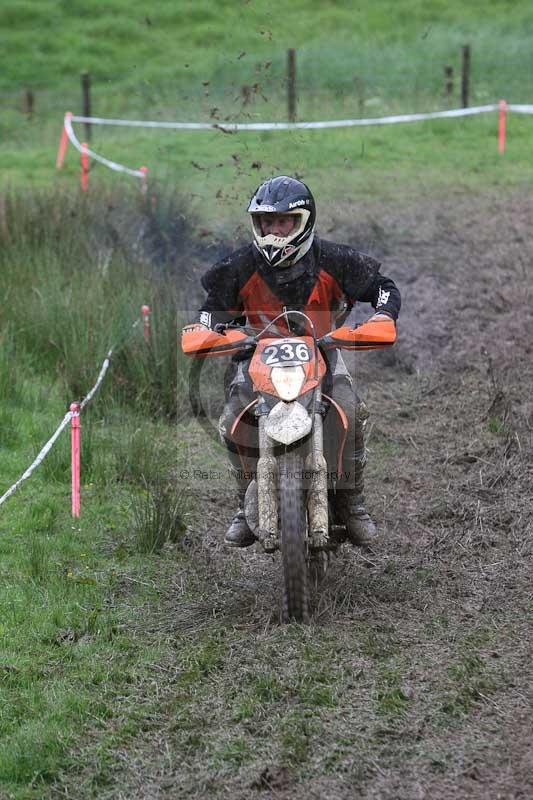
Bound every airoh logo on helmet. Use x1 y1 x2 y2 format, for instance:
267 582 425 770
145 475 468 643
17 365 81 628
288 200 307 209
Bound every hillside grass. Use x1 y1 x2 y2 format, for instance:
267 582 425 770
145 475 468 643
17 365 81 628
3 0 533 100
2 0 533 217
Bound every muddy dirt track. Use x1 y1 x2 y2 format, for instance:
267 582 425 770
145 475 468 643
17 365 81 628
75 192 532 800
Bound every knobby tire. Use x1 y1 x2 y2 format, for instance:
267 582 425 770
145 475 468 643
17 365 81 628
278 451 309 623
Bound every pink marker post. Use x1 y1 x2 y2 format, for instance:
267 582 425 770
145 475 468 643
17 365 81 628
70 403 81 517
141 305 151 343
498 99 507 154
81 143 89 191
139 166 149 195
56 112 72 169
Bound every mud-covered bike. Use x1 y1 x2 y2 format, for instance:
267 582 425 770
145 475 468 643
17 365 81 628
182 310 396 622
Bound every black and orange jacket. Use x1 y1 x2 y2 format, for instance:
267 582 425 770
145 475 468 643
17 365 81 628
197 237 401 337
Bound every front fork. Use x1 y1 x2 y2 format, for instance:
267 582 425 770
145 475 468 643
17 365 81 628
256 415 278 552
255 391 329 552
306 390 329 548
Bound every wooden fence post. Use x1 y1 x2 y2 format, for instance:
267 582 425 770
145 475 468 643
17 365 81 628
461 45 470 108
444 66 454 99
287 48 296 122
24 89 34 119
498 99 507 154
81 71 91 141
354 75 365 114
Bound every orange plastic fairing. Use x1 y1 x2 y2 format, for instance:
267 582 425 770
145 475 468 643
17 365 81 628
181 324 250 358
324 318 396 350
248 336 327 396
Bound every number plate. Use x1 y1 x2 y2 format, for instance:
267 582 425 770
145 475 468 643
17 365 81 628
261 340 311 366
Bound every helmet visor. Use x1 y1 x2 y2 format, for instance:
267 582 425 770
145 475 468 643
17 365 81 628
250 209 310 248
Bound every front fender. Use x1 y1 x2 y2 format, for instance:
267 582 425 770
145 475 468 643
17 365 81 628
263 401 312 445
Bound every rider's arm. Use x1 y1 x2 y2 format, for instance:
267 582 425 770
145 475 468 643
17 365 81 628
319 241 401 323
196 253 246 330
358 272 401 322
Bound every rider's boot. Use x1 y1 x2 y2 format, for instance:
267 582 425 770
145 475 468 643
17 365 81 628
224 498 256 547
335 491 377 547
223 449 256 548
334 450 377 548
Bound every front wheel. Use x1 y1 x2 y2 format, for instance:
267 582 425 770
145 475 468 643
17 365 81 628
278 451 309 623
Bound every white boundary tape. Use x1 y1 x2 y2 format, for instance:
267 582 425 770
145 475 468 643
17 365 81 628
65 114 143 177
71 103 504 132
0 351 112 509
79 349 112 411
507 104 533 113
0 411 74 508
64 102 533 181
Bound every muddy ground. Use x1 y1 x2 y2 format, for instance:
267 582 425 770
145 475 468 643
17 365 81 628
62 191 532 799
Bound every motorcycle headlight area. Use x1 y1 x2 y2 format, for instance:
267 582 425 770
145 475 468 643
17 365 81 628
270 365 306 401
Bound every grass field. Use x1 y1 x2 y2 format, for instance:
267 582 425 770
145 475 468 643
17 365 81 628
0 190 196 796
2 0 533 219
3 0 533 100
1 2 533 798
4 112 533 231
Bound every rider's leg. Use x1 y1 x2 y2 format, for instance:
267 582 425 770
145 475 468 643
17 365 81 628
218 364 257 547
330 377 377 546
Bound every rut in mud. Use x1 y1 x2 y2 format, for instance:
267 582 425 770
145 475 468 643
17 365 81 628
60 191 532 800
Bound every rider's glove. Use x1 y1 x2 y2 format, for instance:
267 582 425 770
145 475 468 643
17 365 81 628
367 311 394 323
184 322 210 330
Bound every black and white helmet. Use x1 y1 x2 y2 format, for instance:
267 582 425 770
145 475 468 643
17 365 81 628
247 175 316 268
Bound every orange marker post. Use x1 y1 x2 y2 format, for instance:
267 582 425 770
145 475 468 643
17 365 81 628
141 305 151 343
56 112 72 168
70 403 81 518
139 165 148 194
498 99 507 154
81 142 89 191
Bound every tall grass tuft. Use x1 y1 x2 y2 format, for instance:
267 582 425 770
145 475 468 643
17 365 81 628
132 478 189 554
112 422 170 486
27 498 59 537
27 537 50 583
0 327 25 407
0 406 20 449
0 186 197 419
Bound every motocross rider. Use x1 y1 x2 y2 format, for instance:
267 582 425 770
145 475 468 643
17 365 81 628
193 175 401 548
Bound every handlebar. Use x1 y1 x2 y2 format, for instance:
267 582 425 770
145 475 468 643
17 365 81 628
213 310 396 350
182 310 396 358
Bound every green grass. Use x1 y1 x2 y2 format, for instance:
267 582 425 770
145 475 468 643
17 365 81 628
0 187 195 794
3 0 533 216
0 365 190 796
4 110 532 229
3 0 533 100
0 188 188 417
375 666 411 717
0 4 530 795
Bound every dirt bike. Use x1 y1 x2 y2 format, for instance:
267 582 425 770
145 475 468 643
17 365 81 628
182 310 396 623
